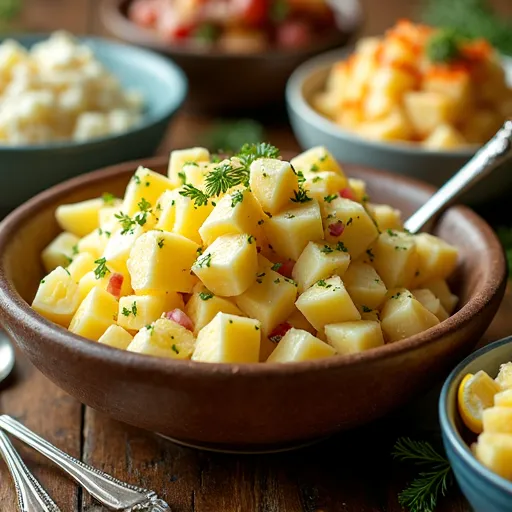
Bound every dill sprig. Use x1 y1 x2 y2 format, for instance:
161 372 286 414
204 162 248 197
237 142 280 169
393 437 453 512
180 184 209 207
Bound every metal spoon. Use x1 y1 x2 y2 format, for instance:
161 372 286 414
0 331 15 384
404 120 512 234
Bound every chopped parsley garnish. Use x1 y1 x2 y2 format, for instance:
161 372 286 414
146 324 155 335
321 245 334 254
122 302 137 317
115 212 136 235
395 246 407 251
178 171 187 185
64 254 73 265
310 164 319 172
324 194 338 203
255 325 260 331
157 238 165 249
274 278 281 284
426 29 462 63
72 244 79 255
391 292 402 299
247 235 255 244
317 279 332 288
285 213 295 219
205 162 248 197
257 219 264 225
362 305 372 313
133 175 141 185
295 169 306 184
366 248 375 261
172 344 180 354
319 154 328 162
64 267 71 275
362 194 369 202
40 279 45 284
93 258 110 280
102 192 115 205
312 176 323 183
271 262 282 272
336 242 348 252
231 190 244 207
346 217 353 226
291 186 312 204
387 229 398 237
184 161 199 167
199 291 214 301
196 252 212 268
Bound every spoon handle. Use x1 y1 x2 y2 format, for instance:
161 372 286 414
404 120 512 234
0 431 61 512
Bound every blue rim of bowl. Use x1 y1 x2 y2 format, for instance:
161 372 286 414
286 47 512 158
0 33 188 151
439 335 512 495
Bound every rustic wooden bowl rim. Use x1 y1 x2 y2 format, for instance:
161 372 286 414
0 156 505 378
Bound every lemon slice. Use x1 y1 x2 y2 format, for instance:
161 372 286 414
458 370 501 434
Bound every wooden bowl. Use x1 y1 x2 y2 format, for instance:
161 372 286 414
100 0 363 114
0 157 506 452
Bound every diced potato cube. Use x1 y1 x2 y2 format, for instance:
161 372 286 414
103 224 145 274
292 241 350 293
122 167 173 216
366 203 402 231
249 158 298 215
128 231 199 293
380 289 439 342
363 90 395 120
199 189 264 247
356 107 412 141
267 328 335 363
77 267 131 303
371 230 418 289
423 124 466 150
179 162 210 188
168 193 213 245
287 308 316 334
343 262 387 310
347 179 367 203
423 278 458 314
412 289 449 321
185 285 243 334
325 320 384 355
192 234 258 297
168 147 210 187
494 388 512 407
483 407 512 434
290 146 346 178
303 171 348 209
55 198 103 237
475 433 512 480
117 292 184 331
98 325 133 350
424 69 472 113
412 233 458 287
127 318 195 360
67 252 95 283
32 267 81 327
369 67 417 99
192 313 260 363
69 287 118 341
322 198 379 258
235 267 297 335
154 189 179 232
77 229 111 260
296 276 360 332
263 200 324 261
496 363 512 390
42 232 79 273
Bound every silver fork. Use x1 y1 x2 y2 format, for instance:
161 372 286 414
0 415 170 512
0 430 61 512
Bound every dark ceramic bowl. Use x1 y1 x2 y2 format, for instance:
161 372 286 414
100 0 362 114
440 337 512 512
0 157 506 451
0 34 187 214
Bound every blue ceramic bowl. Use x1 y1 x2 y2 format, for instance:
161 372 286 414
0 34 187 213
440 336 512 512
286 48 512 205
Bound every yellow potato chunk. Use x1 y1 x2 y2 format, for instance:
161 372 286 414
263 199 324 261
122 167 173 216
235 267 297 335
303 171 348 209
117 292 184 331
366 203 403 231
296 276 361 332
179 162 210 188
287 308 315 334
369 67 417 99
127 318 195 360
325 320 384 355
380 289 440 342
494 388 512 407
98 325 133 350
292 241 351 293
98 198 123 229
42 232 79 273
185 286 243 334
192 312 261 363
371 229 418 289
411 233 458 287
154 189 179 232
290 146 346 178
356 107 412 142
267 328 335 363
423 124 466 150
199 189 264 247
496 363 512 390
77 267 131 303
167 147 210 187
103 224 145 274
322 198 379 259
343 262 387 310
192 234 258 297
32 267 81 327
249 158 298 215
483 407 512 434
69 287 118 341
423 278 458 314
167 193 213 245
475 433 512 480
77 229 111 260
412 289 449 321
66 252 95 283
55 198 103 237
128 231 199 293
347 179 367 203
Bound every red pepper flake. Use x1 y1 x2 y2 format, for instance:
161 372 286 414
165 309 194 332
339 187 355 200
106 273 124 299
277 260 295 279
329 221 345 237
269 322 292 343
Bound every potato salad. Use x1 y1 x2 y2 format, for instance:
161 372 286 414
314 20 512 149
33 144 459 364
0 32 143 145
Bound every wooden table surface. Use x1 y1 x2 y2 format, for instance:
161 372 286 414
1 1 512 511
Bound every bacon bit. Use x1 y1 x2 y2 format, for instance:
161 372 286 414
106 273 124 299
277 260 295 279
329 221 345 237
165 309 194 332
339 187 355 200
269 322 292 343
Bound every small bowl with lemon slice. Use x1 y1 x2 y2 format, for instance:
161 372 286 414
440 336 512 512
